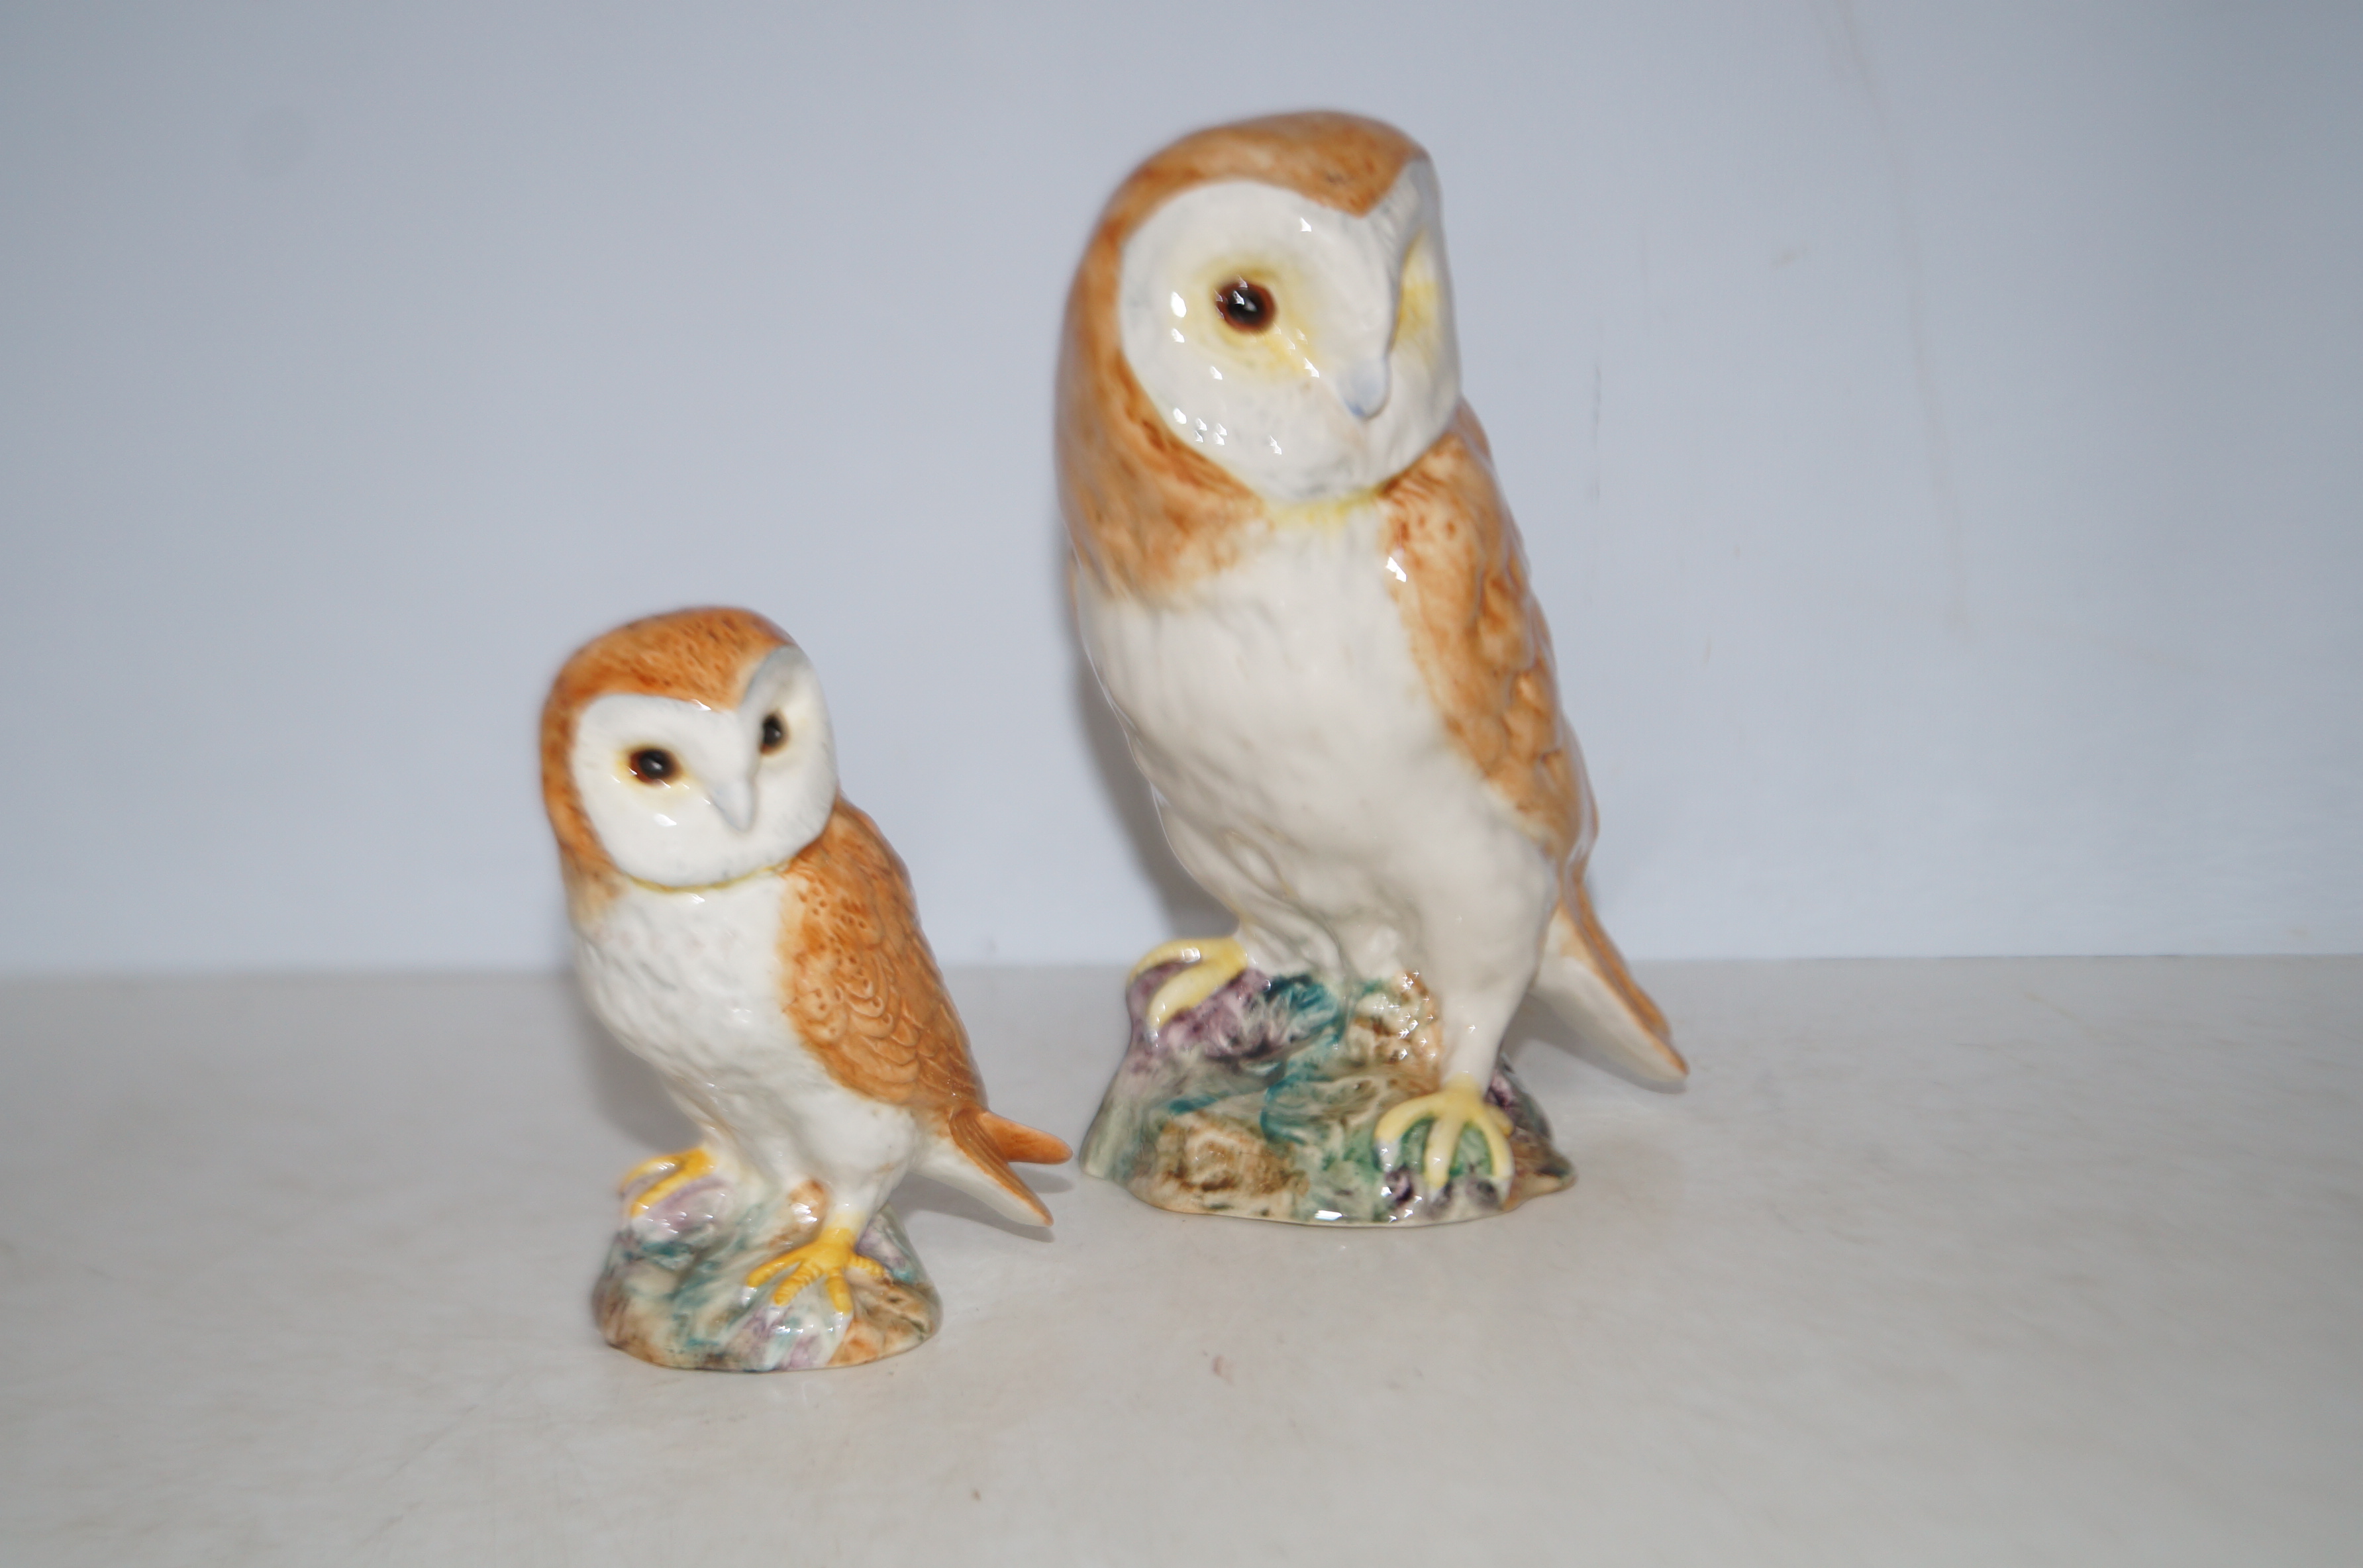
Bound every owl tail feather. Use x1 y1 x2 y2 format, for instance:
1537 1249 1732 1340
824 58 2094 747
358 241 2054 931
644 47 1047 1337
976 1110 1072 1166
1531 880 1689 1087
922 1106 1070 1228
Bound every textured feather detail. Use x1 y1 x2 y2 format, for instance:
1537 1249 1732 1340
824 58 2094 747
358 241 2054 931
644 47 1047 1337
779 801 985 1108
976 1110 1072 1166
1380 404 1587 860
946 1107 1054 1226
1382 404 1682 1077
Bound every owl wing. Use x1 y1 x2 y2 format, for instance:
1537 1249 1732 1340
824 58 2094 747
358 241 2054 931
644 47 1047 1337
1382 405 1685 1082
780 801 985 1110
1381 404 1587 861
780 802 1070 1214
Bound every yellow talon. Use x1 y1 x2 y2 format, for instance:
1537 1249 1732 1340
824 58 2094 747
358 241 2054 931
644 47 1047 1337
745 1222 889 1313
1131 936 1250 1032
1131 936 1232 980
1374 1074 1515 1193
621 1146 716 1216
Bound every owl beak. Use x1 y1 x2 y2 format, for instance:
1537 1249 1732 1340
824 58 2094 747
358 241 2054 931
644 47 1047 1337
1331 204 1432 422
709 777 756 833
1331 265 1399 420
1335 356 1392 422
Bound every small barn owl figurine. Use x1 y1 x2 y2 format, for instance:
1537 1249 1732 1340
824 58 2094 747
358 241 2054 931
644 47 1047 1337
1064 113 1684 1223
542 607 1068 1369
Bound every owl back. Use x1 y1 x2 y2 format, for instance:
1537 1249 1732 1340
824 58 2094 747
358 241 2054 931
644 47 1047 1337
774 802 986 1114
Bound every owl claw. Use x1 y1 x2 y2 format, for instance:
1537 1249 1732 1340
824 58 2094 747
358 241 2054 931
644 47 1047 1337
621 1146 717 1216
1374 1074 1515 1194
1132 936 1251 1032
746 1223 890 1313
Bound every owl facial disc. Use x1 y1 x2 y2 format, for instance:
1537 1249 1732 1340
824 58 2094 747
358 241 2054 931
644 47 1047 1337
1115 160 1460 504
569 645 838 887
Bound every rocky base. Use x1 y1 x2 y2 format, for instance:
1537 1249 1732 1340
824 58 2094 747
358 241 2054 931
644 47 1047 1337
593 1181 938 1371
1080 961 1573 1225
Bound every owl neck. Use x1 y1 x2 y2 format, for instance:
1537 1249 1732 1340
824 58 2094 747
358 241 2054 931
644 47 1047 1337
1060 385 1452 604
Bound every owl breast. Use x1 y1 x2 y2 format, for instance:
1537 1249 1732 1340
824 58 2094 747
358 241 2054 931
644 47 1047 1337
574 875 918 1195
1076 502 1556 985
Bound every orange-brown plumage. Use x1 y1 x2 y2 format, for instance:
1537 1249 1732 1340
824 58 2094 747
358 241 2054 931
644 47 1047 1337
1382 406 1678 1069
1060 111 1683 1097
782 801 1069 1220
1381 405 1587 860
1059 113 1424 597
548 605 1070 1365
540 607 790 905
1058 114 1591 862
1562 873 1676 1056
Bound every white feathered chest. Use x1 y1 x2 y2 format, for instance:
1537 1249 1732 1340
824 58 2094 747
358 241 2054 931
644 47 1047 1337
574 873 907 1192
1076 505 1552 983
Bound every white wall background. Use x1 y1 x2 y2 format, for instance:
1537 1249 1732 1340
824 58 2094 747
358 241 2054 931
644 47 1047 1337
2 1 2356 975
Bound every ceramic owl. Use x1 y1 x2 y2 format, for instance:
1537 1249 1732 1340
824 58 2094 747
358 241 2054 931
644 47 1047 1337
542 607 1068 1369
1064 113 1685 1226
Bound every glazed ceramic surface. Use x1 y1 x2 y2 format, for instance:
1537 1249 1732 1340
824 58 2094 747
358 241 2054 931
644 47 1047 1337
542 607 1066 1369
1081 962 1570 1225
1060 113 1684 1222
597 1193 938 1372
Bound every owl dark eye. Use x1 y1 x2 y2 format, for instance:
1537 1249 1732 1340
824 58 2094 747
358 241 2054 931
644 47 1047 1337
1214 278 1275 333
760 713 787 753
627 747 678 783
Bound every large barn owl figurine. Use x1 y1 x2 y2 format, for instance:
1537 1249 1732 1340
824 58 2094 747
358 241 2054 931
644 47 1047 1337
543 608 1068 1369
1066 113 1685 1226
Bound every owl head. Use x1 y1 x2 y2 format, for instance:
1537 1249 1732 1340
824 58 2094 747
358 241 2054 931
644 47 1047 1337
540 607 837 894
1060 113 1460 587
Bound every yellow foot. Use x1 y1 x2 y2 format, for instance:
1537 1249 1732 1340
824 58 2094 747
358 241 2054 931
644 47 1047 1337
744 1222 889 1314
619 1146 716 1216
1374 1073 1515 1193
1131 936 1251 1032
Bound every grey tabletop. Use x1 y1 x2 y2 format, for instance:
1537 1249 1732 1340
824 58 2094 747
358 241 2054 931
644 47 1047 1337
2 959 2357 1565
